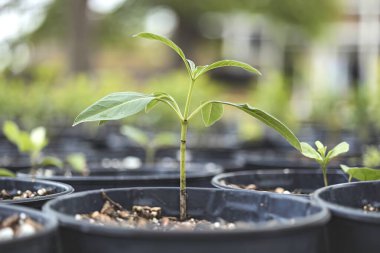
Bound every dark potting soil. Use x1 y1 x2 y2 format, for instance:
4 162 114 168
0 188 53 201
220 181 305 195
0 213 43 241
75 192 256 231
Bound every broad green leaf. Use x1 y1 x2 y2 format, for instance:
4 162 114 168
133 32 191 75
301 142 323 161
3 121 21 147
121 125 149 146
327 142 349 160
193 60 261 79
210 101 301 151
201 102 224 127
73 92 157 126
341 165 380 181
66 153 88 174
40 156 63 168
0 168 16 177
30 127 48 151
315 141 326 157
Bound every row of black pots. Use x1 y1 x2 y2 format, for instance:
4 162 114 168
0 145 363 174
1 175 380 252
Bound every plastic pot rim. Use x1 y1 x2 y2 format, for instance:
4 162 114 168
0 203 58 246
313 180 380 224
43 187 330 237
211 169 346 196
0 177 74 205
18 164 222 182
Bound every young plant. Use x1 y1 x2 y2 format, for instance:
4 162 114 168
301 141 349 186
73 32 301 220
340 165 380 182
0 168 16 177
2 121 88 175
121 125 176 164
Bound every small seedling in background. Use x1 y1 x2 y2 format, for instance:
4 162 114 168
301 141 349 186
73 32 301 220
0 168 16 177
362 146 380 168
2 121 88 175
340 165 380 182
121 125 176 164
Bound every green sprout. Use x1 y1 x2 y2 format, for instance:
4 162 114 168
121 125 176 164
301 141 349 186
73 32 301 220
340 165 380 182
2 121 88 175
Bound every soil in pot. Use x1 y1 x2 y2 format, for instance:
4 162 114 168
76 192 239 231
18 163 222 192
0 177 73 209
314 181 380 253
0 203 59 253
43 187 330 253
212 169 349 197
0 213 43 241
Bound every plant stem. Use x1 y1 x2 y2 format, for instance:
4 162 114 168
178 78 195 221
179 121 188 221
321 162 328 187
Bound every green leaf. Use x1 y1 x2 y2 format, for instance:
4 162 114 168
30 127 48 151
73 92 157 126
18 132 33 153
40 156 63 168
315 141 326 157
210 101 301 151
201 102 224 127
341 165 380 181
301 142 323 161
3 121 21 146
145 99 160 113
193 60 261 79
187 59 196 72
327 142 349 160
120 125 149 146
133 32 191 75
66 153 88 174
0 168 16 177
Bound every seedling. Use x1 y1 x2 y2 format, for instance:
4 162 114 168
2 121 88 175
301 141 349 186
0 168 16 177
121 125 176 164
340 165 380 182
362 146 380 168
73 32 301 220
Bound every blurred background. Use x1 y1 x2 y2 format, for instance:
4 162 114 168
0 0 380 156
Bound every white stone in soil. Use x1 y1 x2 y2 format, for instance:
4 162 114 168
0 227 14 241
18 223 36 236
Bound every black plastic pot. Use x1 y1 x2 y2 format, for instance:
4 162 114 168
0 177 74 209
212 169 349 197
18 163 222 192
313 181 380 253
43 187 330 253
0 203 59 253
